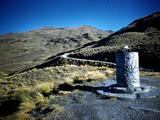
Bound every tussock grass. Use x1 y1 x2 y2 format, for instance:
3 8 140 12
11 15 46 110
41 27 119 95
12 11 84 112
64 77 74 84
73 70 106 82
86 71 107 80
33 82 58 94
0 65 115 119
19 92 48 112
19 100 35 113
11 87 31 96
140 71 160 79
1 65 114 97
14 92 49 120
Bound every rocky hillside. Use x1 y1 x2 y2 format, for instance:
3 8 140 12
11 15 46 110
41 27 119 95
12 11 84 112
0 25 112 74
71 12 160 71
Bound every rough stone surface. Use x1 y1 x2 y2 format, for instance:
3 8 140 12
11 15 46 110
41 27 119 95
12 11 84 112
116 52 140 90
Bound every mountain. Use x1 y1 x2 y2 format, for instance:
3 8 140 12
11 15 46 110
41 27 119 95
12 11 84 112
69 12 160 71
0 25 112 74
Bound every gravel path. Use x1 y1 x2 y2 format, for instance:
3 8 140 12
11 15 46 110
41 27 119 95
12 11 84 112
60 53 116 66
48 77 160 120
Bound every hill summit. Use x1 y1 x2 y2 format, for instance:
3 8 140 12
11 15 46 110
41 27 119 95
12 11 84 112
71 12 160 71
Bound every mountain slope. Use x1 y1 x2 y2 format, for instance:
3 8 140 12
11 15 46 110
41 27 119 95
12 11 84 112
0 26 112 74
70 12 160 70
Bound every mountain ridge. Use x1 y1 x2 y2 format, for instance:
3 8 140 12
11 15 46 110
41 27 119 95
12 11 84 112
69 12 160 71
0 25 112 74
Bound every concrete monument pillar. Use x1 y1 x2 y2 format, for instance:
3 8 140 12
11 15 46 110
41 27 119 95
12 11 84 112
97 45 159 99
116 46 140 90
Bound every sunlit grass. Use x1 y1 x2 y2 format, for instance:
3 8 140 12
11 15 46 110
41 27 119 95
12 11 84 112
140 71 160 79
0 64 115 120
73 70 106 82
33 82 58 94
19 100 35 113
11 87 31 96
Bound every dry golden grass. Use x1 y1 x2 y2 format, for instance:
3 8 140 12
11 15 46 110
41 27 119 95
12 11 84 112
73 70 106 81
1 64 114 98
15 92 49 119
34 92 48 104
11 87 31 96
140 71 160 79
19 94 36 112
64 77 74 84
19 100 35 113
58 91 72 95
59 65 114 83
0 65 115 120
33 82 58 94
105 69 115 75
86 71 107 80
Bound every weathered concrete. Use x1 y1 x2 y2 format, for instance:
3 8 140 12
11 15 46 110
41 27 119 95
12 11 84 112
97 51 159 99
116 52 140 90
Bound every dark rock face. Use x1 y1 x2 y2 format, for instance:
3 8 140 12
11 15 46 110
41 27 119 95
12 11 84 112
73 12 160 71
0 25 112 74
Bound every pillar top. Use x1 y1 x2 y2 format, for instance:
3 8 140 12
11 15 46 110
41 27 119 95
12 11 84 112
123 45 129 50
121 45 131 52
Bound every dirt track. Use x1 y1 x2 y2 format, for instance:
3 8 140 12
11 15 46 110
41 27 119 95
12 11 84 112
47 77 160 120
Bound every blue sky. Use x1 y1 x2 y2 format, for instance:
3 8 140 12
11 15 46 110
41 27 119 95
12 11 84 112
0 0 160 34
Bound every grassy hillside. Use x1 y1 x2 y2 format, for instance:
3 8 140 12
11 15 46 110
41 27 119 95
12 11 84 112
71 12 160 71
0 25 112 74
0 65 114 120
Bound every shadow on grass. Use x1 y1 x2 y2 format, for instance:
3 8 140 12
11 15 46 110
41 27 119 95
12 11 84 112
0 98 20 117
58 83 121 94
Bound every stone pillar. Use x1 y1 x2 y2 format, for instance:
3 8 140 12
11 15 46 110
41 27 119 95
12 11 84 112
116 52 140 90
